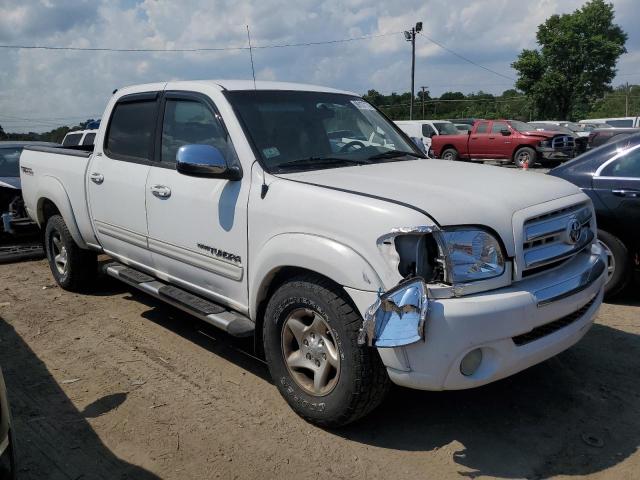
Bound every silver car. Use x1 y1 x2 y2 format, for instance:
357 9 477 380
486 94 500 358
0 367 15 479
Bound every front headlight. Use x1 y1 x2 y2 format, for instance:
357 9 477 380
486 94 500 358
438 229 505 283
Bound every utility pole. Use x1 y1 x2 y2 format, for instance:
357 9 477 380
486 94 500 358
404 22 422 120
625 82 631 116
421 86 428 119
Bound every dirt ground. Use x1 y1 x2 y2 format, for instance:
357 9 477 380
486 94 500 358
0 258 638 480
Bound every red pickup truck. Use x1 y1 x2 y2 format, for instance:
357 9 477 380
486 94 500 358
430 119 576 167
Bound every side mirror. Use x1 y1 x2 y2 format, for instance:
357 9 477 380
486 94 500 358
176 144 241 179
500 128 511 136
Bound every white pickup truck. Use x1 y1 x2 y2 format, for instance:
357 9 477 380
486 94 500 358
20 80 606 426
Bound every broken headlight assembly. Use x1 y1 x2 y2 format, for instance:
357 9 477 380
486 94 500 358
438 228 505 283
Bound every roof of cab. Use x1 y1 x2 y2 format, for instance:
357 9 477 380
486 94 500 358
115 80 358 97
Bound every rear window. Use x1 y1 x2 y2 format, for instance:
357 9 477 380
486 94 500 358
105 99 157 160
82 132 96 146
62 133 82 146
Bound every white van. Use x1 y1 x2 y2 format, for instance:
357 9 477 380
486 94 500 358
61 129 98 147
394 120 460 152
579 117 640 128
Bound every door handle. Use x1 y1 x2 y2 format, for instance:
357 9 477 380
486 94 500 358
90 172 104 184
150 184 171 198
612 189 640 198
489 136 495 140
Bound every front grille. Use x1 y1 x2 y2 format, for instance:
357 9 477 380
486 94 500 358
512 296 597 346
521 203 594 276
551 135 575 150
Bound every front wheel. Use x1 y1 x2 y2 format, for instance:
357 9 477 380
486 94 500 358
513 147 536 168
44 215 97 292
598 229 631 299
263 275 390 427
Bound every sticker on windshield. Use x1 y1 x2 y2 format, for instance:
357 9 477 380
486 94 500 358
351 100 375 111
263 147 280 159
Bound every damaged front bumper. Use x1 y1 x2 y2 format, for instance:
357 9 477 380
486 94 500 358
350 244 606 391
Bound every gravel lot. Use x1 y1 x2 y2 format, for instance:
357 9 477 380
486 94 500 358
0 256 638 480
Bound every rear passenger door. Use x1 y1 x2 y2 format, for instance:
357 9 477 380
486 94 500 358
88 91 160 268
144 90 249 309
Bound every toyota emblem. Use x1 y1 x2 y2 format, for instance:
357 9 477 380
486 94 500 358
566 217 582 244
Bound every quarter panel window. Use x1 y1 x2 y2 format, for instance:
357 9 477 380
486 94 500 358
105 100 157 160
161 99 230 163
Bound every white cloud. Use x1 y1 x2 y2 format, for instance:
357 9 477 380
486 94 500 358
0 0 637 132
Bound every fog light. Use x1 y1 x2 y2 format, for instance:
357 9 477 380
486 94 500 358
460 348 483 376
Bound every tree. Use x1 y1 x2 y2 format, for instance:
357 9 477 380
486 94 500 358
0 125 6 141
512 0 627 120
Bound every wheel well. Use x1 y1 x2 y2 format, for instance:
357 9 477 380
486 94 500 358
39 198 60 226
441 144 457 153
252 266 350 358
512 145 537 159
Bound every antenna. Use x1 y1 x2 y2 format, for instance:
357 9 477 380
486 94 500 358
246 25 257 90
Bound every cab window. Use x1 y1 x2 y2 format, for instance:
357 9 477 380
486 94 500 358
422 124 436 137
476 122 489 133
105 98 157 161
160 98 233 164
491 122 508 133
602 147 640 178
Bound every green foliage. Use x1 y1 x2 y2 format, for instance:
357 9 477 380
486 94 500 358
3 119 98 143
588 84 640 118
512 0 627 120
365 89 531 121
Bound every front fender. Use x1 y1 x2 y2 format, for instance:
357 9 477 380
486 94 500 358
34 175 88 249
249 232 384 318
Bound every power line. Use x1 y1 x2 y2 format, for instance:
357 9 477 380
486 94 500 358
0 31 402 53
417 31 516 82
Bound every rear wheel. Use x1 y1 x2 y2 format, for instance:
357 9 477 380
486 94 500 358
44 215 97 292
597 229 631 299
513 147 536 168
441 148 459 161
263 274 390 427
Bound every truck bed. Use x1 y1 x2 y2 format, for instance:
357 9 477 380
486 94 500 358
19 146 98 247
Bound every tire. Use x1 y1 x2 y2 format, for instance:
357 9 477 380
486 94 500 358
44 215 97 292
0 428 16 480
597 229 631 299
513 146 536 168
263 274 390 427
441 148 459 161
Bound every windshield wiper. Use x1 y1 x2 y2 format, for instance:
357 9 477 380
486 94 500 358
274 156 372 171
367 150 425 160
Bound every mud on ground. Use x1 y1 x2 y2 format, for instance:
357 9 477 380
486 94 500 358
0 259 638 479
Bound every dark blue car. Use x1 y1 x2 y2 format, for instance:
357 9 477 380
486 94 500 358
550 133 640 297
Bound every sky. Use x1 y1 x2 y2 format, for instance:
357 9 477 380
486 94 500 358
1 0 639 133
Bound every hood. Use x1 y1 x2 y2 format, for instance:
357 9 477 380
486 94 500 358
280 159 581 254
519 130 558 139
0 177 20 190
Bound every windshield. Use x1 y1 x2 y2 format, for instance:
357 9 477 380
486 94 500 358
509 120 536 132
226 90 421 172
0 147 22 177
560 122 581 132
433 122 459 135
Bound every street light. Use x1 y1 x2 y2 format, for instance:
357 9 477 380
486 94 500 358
404 22 423 120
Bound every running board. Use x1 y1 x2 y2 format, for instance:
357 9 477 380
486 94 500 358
103 263 255 337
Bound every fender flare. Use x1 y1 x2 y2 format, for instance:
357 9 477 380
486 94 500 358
34 175 88 249
249 233 384 318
